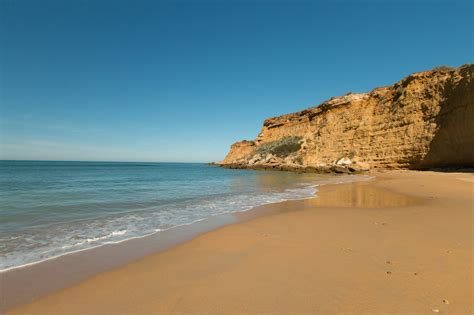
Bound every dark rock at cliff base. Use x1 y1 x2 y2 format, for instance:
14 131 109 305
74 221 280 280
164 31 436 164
330 165 351 174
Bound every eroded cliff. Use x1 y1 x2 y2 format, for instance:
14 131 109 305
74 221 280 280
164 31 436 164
220 64 473 172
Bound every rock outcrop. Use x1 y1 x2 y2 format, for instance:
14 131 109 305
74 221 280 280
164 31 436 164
219 65 473 172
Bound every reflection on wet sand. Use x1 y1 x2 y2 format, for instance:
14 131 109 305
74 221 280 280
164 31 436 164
306 182 422 208
232 178 421 224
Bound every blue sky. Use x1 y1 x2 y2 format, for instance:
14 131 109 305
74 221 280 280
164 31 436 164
1 0 472 162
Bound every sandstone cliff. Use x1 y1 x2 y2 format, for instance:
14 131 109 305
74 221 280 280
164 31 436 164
220 64 473 172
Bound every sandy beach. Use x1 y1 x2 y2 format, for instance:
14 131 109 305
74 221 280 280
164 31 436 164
5 170 473 314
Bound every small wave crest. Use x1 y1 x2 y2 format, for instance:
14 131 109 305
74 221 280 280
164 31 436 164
61 230 128 249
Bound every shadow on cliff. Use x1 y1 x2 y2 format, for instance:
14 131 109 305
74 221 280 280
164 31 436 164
417 65 474 171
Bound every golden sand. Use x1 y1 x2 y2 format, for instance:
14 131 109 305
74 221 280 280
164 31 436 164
7 170 473 314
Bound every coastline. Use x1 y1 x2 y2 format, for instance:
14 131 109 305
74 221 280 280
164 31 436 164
4 170 474 314
0 173 369 312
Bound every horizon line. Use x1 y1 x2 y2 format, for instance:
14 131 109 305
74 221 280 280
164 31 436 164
0 159 210 164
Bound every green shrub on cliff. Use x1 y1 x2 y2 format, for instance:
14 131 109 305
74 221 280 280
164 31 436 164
256 136 302 157
433 65 454 72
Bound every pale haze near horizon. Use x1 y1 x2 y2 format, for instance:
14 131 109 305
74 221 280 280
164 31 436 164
1 0 472 162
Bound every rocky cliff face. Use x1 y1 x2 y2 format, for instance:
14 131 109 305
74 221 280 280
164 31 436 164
220 65 473 172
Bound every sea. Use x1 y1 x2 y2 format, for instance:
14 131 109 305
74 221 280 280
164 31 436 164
0 160 364 271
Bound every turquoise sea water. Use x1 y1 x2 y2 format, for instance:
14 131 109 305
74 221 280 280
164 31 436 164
0 161 346 271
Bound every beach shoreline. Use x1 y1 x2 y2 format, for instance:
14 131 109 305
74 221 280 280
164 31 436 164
0 173 369 312
3 170 473 314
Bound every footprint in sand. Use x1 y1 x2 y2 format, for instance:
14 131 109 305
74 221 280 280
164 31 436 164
340 247 355 255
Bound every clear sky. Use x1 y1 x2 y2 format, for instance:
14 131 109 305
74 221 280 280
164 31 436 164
1 0 472 162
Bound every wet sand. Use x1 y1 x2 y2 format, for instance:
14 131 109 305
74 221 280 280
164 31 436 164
5 170 474 314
